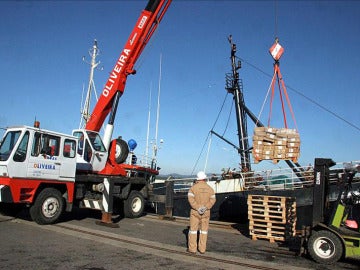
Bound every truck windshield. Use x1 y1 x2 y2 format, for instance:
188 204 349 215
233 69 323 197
0 130 22 161
86 131 106 152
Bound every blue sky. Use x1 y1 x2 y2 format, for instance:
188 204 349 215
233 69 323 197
1 1 360 175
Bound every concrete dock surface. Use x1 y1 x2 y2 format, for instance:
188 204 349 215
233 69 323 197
0 209 359 270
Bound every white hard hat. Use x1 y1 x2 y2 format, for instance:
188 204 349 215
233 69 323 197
196 171 207 180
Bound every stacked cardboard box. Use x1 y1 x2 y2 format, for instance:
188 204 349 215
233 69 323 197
252 127 300 163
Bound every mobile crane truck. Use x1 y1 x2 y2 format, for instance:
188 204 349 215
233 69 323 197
0 0 172 225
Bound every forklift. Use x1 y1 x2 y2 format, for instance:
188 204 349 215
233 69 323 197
305 158 360 263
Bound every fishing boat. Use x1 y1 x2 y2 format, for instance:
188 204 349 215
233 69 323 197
150 36 360 230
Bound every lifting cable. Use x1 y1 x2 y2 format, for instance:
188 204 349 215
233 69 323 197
238 55 360 133
268 1 298 130
274 0 278 39
267 50 299 131
256 72 276 128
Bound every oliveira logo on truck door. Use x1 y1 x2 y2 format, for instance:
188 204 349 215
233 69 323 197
33 156 57 170
34 163 56 170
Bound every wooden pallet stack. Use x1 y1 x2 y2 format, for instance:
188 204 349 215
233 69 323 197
252 127 300 164
247 195 297 243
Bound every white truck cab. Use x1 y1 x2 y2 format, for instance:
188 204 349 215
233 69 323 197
0 125 153 225
0 126 77 181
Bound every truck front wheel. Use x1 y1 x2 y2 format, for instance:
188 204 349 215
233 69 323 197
123 190 144 218
30 188 64 225
307 230 343 264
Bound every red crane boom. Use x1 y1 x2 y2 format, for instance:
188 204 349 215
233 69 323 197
86 0 171 134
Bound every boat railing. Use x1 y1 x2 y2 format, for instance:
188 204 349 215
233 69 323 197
125 152 156 169
241 167 313 191
240 160 360 190
151 177 194 193
151 160 360 193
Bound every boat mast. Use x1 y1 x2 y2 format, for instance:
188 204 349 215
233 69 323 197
225 36 251 172
79 39 101 128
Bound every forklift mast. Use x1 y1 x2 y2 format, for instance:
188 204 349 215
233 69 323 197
312 158 336 227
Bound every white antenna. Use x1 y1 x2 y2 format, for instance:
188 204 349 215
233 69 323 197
152 53 163 168
79 39 102 128
145 82 152 166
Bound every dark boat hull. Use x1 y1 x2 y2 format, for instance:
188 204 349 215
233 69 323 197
152 181 360 230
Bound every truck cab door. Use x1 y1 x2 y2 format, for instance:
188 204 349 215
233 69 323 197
73 130 108 173
59 138 77 180
7 130 30 178
27 132 61 180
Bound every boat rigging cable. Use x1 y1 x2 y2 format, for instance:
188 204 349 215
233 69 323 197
222 94 234 137
190 93 230 175
191 88 250 174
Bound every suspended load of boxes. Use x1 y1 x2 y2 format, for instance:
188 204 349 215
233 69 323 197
252 126 300 163
253 39 301 164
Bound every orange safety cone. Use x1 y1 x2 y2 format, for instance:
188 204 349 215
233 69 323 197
96 211 119 228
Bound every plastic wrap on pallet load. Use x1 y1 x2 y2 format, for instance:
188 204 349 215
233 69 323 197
252 127 300 163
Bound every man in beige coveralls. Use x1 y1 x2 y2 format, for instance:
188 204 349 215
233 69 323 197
187 171 216 254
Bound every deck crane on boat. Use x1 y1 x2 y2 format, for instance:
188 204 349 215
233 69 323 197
0 0 172 225
211 36 252 172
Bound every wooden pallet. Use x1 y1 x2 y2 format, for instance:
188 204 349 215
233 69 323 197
248 195 297 242
249 220 296 242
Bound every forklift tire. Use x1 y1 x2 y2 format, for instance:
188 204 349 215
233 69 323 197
115 138 129 164
30 188 64 225
307 230 343 264
123 190 144 218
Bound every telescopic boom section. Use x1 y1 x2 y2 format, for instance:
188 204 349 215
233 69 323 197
85 0 171 132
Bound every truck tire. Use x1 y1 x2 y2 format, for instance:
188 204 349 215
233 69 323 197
123 190 144 218
29 188 64 225
307 230 343 264
115 138 129 164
